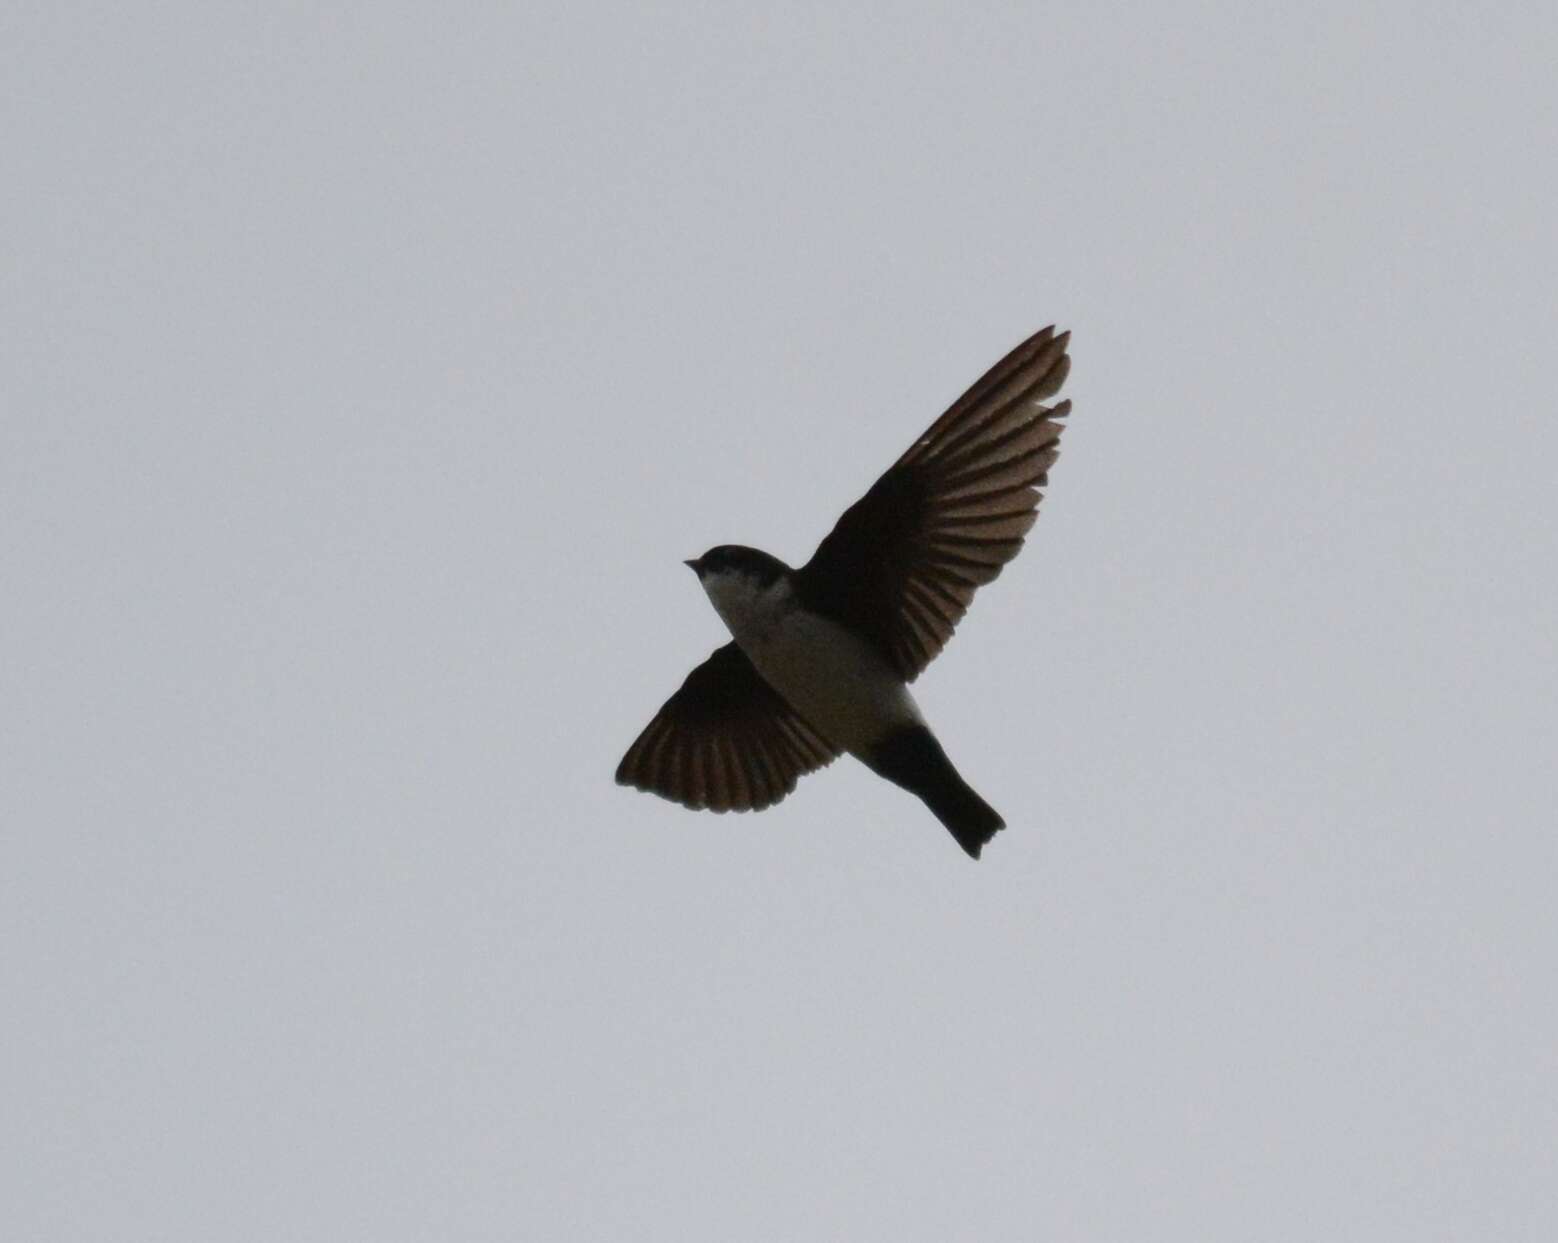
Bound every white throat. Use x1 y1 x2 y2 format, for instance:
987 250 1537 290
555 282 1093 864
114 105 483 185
700 570 794 644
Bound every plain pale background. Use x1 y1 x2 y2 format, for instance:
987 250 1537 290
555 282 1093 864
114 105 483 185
4 4 1555 1240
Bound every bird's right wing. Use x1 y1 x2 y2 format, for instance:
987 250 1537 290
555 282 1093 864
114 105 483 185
615 642 840 812
795 326 1072 681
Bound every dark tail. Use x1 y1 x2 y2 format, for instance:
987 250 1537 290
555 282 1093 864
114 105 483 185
861 725 1005 859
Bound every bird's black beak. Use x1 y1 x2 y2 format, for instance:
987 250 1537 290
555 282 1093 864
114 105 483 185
683 558 701 574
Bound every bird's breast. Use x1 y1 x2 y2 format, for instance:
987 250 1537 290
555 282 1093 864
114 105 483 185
717 586 922 754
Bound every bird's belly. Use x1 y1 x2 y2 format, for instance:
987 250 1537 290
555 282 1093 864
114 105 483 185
735 610 922 754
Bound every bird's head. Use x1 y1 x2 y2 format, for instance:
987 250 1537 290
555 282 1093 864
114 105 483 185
684 545 788 586
685 545 792 621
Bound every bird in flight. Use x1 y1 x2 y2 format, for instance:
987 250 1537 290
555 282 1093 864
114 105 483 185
616 326 1072 858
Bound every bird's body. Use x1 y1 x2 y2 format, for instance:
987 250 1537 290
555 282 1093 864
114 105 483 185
700 562 921 754
616 326 1073 859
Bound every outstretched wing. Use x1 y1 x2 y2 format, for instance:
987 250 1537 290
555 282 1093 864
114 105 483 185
795 326 1071 681
615 642 840 812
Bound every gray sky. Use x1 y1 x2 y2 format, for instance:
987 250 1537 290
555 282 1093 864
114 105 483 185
4 4 1556 1240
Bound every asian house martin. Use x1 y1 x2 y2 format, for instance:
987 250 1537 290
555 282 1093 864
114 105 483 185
616 326 1072 858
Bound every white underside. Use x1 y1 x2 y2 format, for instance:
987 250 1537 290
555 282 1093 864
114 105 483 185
702 571 923 754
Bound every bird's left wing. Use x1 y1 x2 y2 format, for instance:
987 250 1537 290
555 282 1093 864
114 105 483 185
615 642 840 812
795 326 1072 681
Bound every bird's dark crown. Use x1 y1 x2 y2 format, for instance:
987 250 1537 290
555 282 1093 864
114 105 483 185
686 544 791 587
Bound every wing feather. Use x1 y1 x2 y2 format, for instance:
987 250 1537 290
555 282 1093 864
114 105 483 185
796 328 1072 680
615 642 839 812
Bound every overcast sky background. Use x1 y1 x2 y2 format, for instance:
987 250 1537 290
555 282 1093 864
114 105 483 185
4 5 1556 1240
